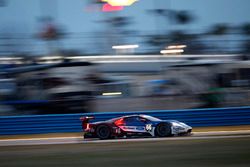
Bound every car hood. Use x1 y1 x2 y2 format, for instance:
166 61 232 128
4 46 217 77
166 120 191 128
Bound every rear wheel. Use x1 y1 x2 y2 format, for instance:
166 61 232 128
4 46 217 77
96 125 111 139
155 123 172 137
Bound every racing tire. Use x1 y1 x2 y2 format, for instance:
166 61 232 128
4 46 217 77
155 122 172 137
96 124 111 140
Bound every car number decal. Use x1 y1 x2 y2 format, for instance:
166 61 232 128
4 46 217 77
145 124 152 131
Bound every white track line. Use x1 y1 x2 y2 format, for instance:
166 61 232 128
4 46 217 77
85 135 250 144
1 130 250 146
194 130 250 136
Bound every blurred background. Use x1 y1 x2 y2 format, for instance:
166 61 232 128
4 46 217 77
1 0 250 115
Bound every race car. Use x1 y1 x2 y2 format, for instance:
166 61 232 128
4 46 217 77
80 114 192 139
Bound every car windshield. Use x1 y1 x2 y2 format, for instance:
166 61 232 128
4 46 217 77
108 117 121 122
140 115 161 122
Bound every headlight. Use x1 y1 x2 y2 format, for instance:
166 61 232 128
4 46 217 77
173 126 185 131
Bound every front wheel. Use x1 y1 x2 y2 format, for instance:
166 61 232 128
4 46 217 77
155 123 172 137
96 125 111 140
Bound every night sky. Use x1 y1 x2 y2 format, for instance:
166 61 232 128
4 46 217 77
0 0 250 54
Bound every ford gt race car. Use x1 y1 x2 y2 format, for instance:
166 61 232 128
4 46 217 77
80 114 192 139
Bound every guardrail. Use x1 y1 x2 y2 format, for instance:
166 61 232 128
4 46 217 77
0 106 250 135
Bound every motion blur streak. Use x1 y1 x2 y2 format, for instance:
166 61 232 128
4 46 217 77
167 45 187 49
102 92 122 96
160 49 184 54
1 130 250 146
112 44 139 49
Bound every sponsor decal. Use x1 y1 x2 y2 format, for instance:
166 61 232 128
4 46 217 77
136 127 145 130
119 126 146 132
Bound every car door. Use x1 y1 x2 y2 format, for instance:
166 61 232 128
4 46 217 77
120 116 147 133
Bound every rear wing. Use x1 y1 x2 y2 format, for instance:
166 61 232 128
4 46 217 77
80 116 95 130
80 116 95 123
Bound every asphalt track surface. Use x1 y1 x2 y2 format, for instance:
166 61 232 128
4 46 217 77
1 130 250 146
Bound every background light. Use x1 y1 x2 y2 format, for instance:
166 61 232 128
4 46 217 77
112 44 139 49
160 49 184 54
102 3 123 12
167 45 187 49
102 0 138 6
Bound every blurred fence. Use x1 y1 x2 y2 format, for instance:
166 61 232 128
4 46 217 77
0 32 249 56
0 106 250 135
